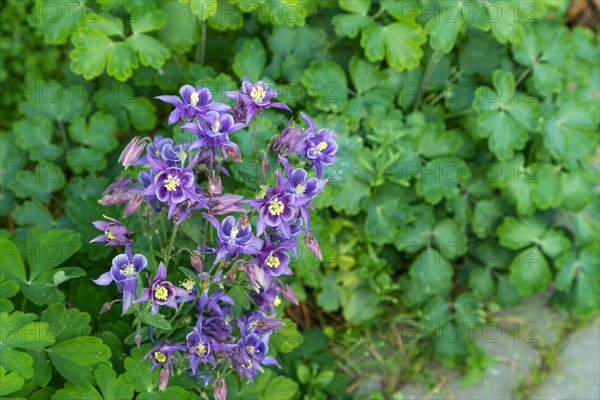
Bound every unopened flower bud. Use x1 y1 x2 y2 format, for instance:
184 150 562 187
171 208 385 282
240 260 266 292
226 270 236 284
239 214 249 230
124 194 144 217
208 175 222 195
262 157 269 174
225 146 242 162
191 252 203 272
118 136 146 169
281 284 299 305
159 368 169 392
304 235 323 261
100 302 113 313
135 333 142 347
214 378 227 400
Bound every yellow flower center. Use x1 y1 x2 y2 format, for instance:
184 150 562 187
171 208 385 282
180 278 194 292
266 253 280 268
121 263 136 276
196 344 206 355
225 315 231 325
190 92 200 106
164 175 180 191
242 358 253 369
268 198 285 216
295 183 306 195
274 296 281 307
316 141 328 151
154 351 167 363
230 226 239 239
154 285 168 301
105 230 116 240
246 345 255 353
212 119 221 133
250 86 266 102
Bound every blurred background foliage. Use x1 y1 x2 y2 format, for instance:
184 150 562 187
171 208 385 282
0 0 598 398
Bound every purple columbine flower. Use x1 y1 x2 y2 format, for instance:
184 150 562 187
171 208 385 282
98 176 138 206
92 252 147 314
136 262 188 314
90 215 134 246
202 213 264 263
141 154 202 219
186 326 216 372
238 311 285 338
250 276 281 313
144 342 186 391
299 124 338 178
281 284 299 305
255 242 292 277
273 116 309 156
155 85 230 125
225 77 291 123
231 333 280 381
182 111 246 160
247 171 311 238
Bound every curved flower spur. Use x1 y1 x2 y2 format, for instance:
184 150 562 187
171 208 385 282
89 78 337 392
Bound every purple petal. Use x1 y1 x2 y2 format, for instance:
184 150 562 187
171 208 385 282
92 271 113 286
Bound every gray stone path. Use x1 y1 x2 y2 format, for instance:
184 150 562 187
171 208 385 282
400 293 599 400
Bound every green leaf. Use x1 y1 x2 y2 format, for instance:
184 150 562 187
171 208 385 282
70 28 113 80
32 0 86 44
532 164 563 209
0 366 24 396
432 219 468 259
361 22 426 71
41 304 91 343
0 314 55 350
332 14 373 39
0 240 26 283
127 97 158 131
131 9 168 34
263 376 299 400
28 350 52 387
52 383 102 400
342 285 381 324
107 42 139 81
497 216 546 250
126 34 170 69
472 199 505 239
409 248 453 295
425 2 466 53
94 364 134 400
66 148 107 175
20 81 91 122
182 0 218 20
316 273 342 312
142 313 172 330
339 0 371 14
539 229 571 259
271 319 303 353
416 157 466 205
496 275 522 307
26 228 80 282
487 0 525 44
159 2 198 53
469 268 495 299
509 247 551 296
46 336 111 385
13 116 62 161
364 184 411 245
7 162 66 201
137 386 195 399
68 112 118 153
0 348 33 380
302 60 348 112
348 57 380 94
473 70 540 160
12 201 54 230
395 205 434 254
84 13 124 37
232 38 266 81
555 251 578 292
209 0 244 31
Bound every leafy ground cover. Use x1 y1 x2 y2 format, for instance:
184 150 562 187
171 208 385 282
1 0 598 398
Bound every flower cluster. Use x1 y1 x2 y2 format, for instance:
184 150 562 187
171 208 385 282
90 77 336 395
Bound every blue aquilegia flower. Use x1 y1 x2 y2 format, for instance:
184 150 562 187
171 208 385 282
136 262 188 314
186 324 216 372
247 171 312 238
155 85 229 125
182 110 246 159
230 332 280 381
90 215 134 246
298 118 338 178
202 213 264 262
144 341 186 391
92 252 147 314
225 77 291 123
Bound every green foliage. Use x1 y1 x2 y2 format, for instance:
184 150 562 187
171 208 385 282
2 0 598 398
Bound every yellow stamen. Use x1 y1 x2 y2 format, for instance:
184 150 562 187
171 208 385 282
268 198 285 216
266 253 280 268
164 175 180 191
105 230 116 240
246 345 255 353
196 344 206 355
180 278 194 292
242 358 253 369
190 92 200 106
250 86 266 102
154 285 168 301
121 263 136 276
230 226 239 239
212 119 221 133
295 183 306 195
316 141 328 151
154 351 167 363
274 296 281 307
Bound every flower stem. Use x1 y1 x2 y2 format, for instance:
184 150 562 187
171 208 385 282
57 120 68 151
164 223 180 268
416 50 444 109
516 66 533 86
196 20 207 65
253 118 259 186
